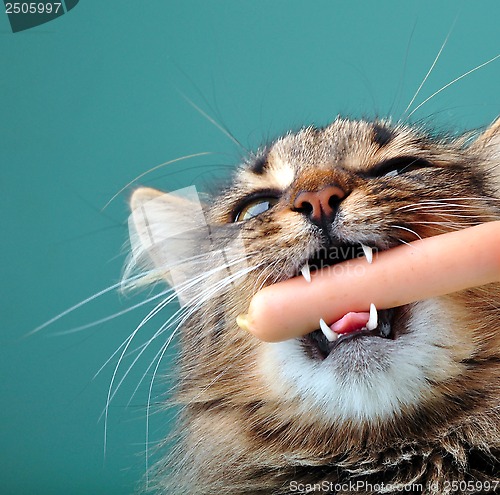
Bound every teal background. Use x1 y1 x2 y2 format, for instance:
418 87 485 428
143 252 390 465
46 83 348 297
1 1 498 493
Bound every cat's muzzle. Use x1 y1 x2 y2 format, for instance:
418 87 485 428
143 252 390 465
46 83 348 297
301 308 395 360
297 242 396 360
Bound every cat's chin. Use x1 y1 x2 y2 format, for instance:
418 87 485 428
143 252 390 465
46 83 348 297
300 307 398 361
260 299 461 424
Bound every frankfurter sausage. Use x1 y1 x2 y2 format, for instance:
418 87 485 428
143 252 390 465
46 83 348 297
237 221 500 342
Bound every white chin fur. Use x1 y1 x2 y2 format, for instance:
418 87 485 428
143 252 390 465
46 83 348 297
260 299 461 425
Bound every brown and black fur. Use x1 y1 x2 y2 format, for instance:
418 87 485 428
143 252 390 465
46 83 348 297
129 117 500 494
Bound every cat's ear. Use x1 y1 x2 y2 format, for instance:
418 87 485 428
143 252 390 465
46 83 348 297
129 186 207 257
124 185 249 306
124 186 210 304
470 117 500 157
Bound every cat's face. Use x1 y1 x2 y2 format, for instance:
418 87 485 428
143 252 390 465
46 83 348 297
128 117 500 449
204 118 500 425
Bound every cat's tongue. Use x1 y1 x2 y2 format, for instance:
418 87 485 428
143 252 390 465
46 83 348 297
330 311 370 335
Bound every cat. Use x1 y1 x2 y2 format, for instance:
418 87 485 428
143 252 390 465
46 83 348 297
125 116 500 494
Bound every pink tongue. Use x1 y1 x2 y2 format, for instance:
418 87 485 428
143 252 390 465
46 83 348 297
330 312 370 335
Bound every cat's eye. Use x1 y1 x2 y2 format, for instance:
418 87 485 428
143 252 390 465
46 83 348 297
234 196 279 222
371 156 433 178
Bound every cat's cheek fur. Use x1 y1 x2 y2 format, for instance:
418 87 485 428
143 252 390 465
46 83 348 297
260 299 471 425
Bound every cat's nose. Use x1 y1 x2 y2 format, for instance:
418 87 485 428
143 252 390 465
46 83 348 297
292 185 346 224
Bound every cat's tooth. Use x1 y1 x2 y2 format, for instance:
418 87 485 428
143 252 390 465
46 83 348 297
319 318 338 342
361 244 373 264
366 303 378 331
300 262 311 283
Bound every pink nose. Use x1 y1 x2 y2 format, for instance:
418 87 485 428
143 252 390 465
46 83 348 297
293 185 346 224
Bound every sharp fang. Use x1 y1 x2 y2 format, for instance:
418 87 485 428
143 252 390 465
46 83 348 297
361 244 373 264
319 318 338 342
300 262 311 283
366 303 378 330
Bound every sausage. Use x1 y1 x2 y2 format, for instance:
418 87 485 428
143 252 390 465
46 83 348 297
236 221 500 342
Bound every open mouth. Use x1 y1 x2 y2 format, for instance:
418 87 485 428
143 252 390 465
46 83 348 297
296 242 397 360
301 308 396 360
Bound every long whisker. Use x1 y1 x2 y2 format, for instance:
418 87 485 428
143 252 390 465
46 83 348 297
28 274 147 337
102 255 261 444
406 53 500 120
104 261 237 392
395 197 500 211
144 324 182 487
406 220 469 228
102 288 181 457
255 257 286 291
403 17 457 116
397 206 491 215
389 224 423 240
106 257 259 407
108 303 186 413
51 288 172 336
404 210 497 221
395 238 413 248
388 19 417 117
424 197 500 201
94 289 181 385
140 261 262 483
102 152 216 211
167 59 248 153
175 88 247 153
102 261 223 418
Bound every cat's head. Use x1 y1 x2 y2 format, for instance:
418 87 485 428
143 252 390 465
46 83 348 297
126 117 500 442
